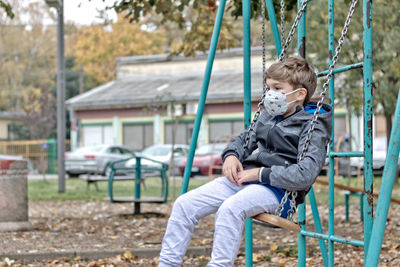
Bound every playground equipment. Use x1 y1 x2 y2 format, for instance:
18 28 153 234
107 156 169 214
177 0 400 265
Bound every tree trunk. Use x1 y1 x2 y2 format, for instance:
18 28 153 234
385 113 399 182
385 113 392 150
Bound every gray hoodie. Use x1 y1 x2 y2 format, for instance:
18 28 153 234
221 103 333 205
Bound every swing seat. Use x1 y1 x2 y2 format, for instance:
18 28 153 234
252 213 301 233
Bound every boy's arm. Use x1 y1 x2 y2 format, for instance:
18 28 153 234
259 117 332 191
221 128 258 163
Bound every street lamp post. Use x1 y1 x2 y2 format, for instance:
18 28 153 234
46 0 66 193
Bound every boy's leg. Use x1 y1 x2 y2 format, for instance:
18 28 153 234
208 184 279 267
159 177 242 267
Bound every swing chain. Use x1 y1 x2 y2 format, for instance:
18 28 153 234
279 0 308 61
280 0 285 47
261 0 267 84
243 0 268 150
246 0 357 221
298 0 358 161
276 0 358 221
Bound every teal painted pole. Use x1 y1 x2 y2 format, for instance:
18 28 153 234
134 157 141 214
362 0 374 261
180 0 226 195
107 168 115 202
297 202 306 267
327 0 335 265
365 89 400 266
297 0 306 58
242 0 253 266
308 188 328 266
297 1 307 266
300 231 364 247
265 0 282 57
316 62 363 78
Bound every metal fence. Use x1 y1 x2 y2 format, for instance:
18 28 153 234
0 139 70 174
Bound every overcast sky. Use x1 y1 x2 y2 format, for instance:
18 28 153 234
63 0 117 25
55 0 117 25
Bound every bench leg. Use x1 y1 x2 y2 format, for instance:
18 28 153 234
345 193 350 221
134 202 141 215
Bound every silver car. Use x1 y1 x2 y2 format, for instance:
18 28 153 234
65 145 134 177
125 144 189 176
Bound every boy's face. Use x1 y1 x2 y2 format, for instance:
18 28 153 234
266 78 307 117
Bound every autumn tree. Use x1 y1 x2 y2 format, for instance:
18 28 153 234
0 0 58 139
105 0 297 57
0 0 13 18
71 14 167 85
306 0 400 145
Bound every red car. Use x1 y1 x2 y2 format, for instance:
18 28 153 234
179 143 227 176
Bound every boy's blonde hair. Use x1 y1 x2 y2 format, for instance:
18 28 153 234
265 56 317 106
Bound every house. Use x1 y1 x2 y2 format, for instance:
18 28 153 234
66 47 350 152
0 112 22 141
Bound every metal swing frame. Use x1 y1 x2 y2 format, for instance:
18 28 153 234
177 0 386 266
246 0 359 222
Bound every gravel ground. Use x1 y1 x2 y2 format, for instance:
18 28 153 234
1 200 400 266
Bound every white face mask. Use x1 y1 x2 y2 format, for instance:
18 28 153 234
263 88 301 116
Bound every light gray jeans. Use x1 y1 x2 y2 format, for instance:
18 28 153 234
158 176 279 267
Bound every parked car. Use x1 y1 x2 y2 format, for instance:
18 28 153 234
359 137 400 176
178 143 227 176
125 144 189 175
65 145 134 177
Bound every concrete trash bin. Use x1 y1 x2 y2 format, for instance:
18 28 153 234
0 158 33 232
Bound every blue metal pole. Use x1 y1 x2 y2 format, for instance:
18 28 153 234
308 188 328 266
265 0 282 57
316 62 363 77
297 1 307 266
134 157 141 214
297 203 306 267
366 89 400 267
362 0 374 261
327 0 335 265
242 1 253 266
300 231 364 247
180 0 226 195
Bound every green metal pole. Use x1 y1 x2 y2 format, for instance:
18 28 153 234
362 0 374 261
243 17 253 267
265 0 282 57
308 188 328 266
242 0 253 266
327 0 335 265
180 0 226 195
107 168 115 202
134 157 141 214
297 1 307 266
366 89 400 266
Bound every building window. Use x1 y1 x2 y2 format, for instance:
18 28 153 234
164 122 194 145
82 124 113 146
209 120 244 143
123 123 153 151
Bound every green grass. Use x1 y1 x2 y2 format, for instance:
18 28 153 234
28 175 400 205
28 177 209 202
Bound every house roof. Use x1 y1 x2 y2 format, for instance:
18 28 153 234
116 47 267 66
0 111 23 120
67 69 265 110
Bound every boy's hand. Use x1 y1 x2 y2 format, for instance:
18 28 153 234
237 168 260 186
223 155 243 185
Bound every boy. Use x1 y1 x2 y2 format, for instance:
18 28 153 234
158 56 332 267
